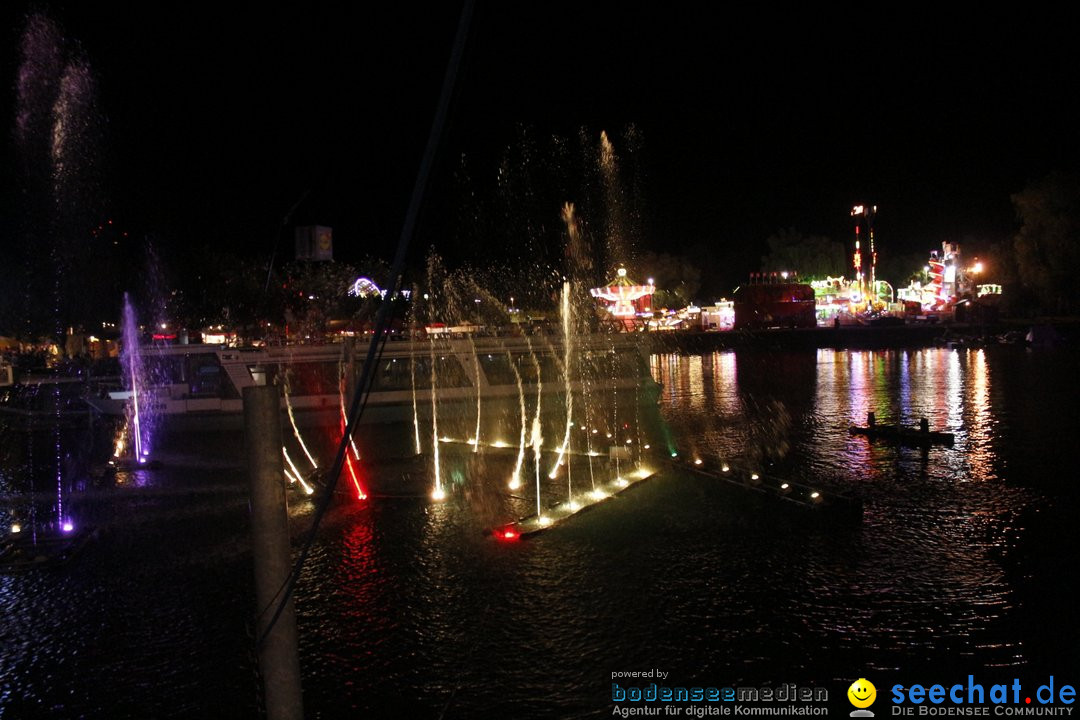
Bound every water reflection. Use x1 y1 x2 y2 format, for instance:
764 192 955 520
1 346 1077 717
651 346 1071 680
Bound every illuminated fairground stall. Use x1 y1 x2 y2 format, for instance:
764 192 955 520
810 277 854 324
809 276 896 324
590 267 655 330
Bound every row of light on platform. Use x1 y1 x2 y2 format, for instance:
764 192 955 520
448 435 648 453
496 465 657 540
686 457 822 501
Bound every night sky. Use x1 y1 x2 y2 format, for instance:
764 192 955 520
4 3 1080 297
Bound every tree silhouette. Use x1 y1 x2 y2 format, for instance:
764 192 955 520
760 227 846 280
1012 172 1080 314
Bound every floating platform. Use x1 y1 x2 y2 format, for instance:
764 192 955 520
674 457 863 520
1 525 98 572
487 465 662 540
848 423 954 448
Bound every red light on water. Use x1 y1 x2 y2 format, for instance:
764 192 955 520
498 528 519 541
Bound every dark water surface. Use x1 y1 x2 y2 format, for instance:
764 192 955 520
1 346 1077 718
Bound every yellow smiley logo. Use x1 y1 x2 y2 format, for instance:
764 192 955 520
847 678 876 708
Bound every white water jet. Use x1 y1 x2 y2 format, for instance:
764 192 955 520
283 381 317 470
530 414 543 520
282 447 314 495
429 335 444 500
525 335 542 447
468 336 481 452
610 344 621 481
549 282 574 502
508 350 526 490
410 352 422 455
583 352 597 490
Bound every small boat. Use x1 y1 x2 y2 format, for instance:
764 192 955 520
849 413 954 447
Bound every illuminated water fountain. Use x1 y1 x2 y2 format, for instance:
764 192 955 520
358 131 667 533
390 299 661 532
112 292 155 467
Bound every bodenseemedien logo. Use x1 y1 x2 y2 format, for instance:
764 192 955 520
848 678 877 717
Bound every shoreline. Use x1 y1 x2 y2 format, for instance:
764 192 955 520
643 317 1080 352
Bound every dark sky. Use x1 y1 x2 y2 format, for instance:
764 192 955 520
4 2 1080 295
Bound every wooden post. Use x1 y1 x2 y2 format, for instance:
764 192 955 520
244 385 304 720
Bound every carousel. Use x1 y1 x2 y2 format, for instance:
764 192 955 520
590 267 655 330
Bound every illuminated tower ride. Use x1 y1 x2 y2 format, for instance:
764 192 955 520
851 204 877 303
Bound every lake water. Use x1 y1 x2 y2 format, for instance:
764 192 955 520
1 345 1077 718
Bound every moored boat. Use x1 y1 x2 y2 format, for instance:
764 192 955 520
83 335 660 434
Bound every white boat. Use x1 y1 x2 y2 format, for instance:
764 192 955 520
84 335 660 435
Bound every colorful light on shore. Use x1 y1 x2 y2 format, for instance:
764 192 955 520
61 521 74 533
10 524 20 534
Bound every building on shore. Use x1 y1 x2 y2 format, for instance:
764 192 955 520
733 275 816 330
